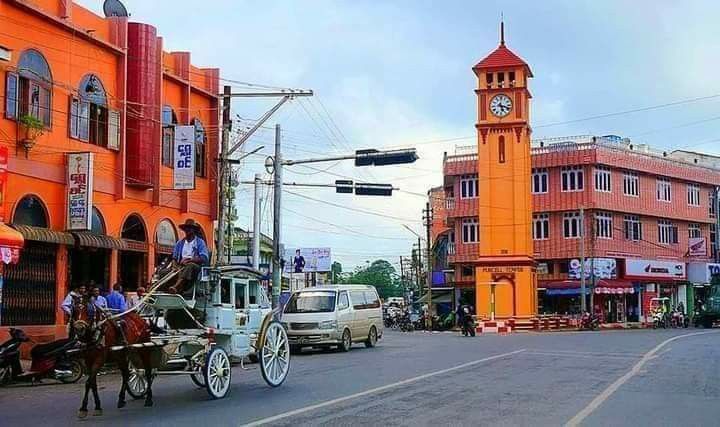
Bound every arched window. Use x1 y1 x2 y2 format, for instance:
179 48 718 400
121 214 147 242
5 49 53 127
12 195 49 228
161 106 177 167
69 74 118 149
498 135 506 163
90 207 106 235
193 118 206 177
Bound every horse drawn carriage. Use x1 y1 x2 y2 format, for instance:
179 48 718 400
120 265 290 400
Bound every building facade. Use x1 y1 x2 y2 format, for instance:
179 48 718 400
438 137 720 322
0 0 219 339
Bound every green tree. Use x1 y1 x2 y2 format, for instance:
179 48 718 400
342 259 402 299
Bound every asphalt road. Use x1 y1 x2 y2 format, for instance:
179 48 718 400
1 328 718 426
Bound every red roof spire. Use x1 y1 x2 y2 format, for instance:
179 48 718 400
473 19 532 76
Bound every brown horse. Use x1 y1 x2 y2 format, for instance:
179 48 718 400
70 295 155 418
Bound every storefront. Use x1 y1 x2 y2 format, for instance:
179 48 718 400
625 259 686 323
540 278 636 320
119 214 148 291
68 208 125 291
687 262 719 316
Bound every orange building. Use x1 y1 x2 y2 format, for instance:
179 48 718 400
0 0 219 340
472 23 536 319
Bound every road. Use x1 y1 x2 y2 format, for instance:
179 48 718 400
1 328 718 426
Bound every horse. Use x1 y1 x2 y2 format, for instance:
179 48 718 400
70 294 155 418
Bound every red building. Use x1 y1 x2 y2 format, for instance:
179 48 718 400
437 136 720 323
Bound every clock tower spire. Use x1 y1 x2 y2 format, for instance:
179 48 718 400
472 22 537 320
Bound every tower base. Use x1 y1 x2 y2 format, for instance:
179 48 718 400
475 256 537 319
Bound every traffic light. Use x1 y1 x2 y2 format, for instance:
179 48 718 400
354 183 393 196
335 180 354 194
354 148 418 167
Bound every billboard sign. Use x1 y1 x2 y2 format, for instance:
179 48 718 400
173 125 195 190
568 258 617 279
688 237 707 257
625 259 686 279
67 152 93 230
284 247 332 273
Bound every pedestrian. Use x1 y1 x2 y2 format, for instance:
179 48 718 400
455 303 464 327
92 286 107 310
61 283 86 319
129 286 146 309
106 283 127 312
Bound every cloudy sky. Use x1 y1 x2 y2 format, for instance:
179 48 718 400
78 0 720 270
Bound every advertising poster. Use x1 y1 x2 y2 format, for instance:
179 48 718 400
625 259 685 279
688 237 707 257
568 258 617 279
284 247 332 273
67 152 94 230
173 125 195 190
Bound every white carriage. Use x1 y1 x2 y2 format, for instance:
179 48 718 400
125 265 290 399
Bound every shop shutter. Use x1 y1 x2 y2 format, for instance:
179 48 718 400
5 72 18 119
107 109 121 151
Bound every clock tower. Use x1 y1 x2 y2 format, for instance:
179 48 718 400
472 22 536 319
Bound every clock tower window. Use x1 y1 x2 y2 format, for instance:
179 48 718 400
497 72 505 88
498 135 506 163
508 71 516 87
486 73 493 88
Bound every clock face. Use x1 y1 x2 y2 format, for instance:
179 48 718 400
490 94 513 117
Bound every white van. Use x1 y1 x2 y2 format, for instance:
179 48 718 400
281 285 383 353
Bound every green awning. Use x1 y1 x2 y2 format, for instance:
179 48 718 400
416 291 453 304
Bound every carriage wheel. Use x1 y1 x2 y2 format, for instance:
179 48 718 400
260 321 290 387
190 372 206 388
204 347 231 399
127 364 148 399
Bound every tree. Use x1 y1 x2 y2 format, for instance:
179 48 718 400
341 259 402 299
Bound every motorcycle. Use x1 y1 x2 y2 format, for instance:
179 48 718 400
398 311 415 332
1 329 85 385
0 328 29 384
579 312 600 331
461 311 476 337
671 310 689 328
652 310 668 329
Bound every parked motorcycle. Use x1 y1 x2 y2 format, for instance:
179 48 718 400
0 329 84 385
579 312 600 331
652 310 668 329
671 310 689 328
461 309 476 337
0 328 29 384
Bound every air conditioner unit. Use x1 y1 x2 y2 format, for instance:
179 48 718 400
0 46 11 63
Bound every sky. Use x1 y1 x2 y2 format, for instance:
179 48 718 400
77 0 720 271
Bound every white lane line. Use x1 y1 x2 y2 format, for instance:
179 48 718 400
526 351 641 360
241 349 526 427
565 331 720 427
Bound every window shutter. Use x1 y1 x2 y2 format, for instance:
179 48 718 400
107 109 121 151
78 101 90 142
5 72 18 119
69 97 79 139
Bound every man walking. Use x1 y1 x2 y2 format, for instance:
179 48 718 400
169 219 209 294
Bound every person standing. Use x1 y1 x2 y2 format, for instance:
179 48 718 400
61 283 86 318
106 283 127 312
91 286 107 310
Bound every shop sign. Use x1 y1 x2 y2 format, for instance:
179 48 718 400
480 266 525 273
66 152 94 231
173 125 195 190
687 262 720 283
569 258 617 279
688 237 707 257
0 146 7 222
536 263 549 275
625 259 685 279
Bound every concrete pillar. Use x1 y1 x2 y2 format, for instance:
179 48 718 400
55 245 68 328
110 249 119 286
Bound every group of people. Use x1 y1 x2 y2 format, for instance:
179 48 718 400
61 282 147 318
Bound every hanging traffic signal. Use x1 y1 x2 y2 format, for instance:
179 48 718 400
354 148 418 167
335 180 354 194
354 183 393 196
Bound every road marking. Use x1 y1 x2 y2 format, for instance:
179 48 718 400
526 350 641 360
565 331 720 427
241 349 526 427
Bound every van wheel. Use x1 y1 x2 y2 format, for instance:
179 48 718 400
365 326 378 348
339 329 352 352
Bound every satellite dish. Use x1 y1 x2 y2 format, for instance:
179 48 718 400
103 0 129 17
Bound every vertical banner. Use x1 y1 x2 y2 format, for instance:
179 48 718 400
67 152 94 230
173 125 195 190
0 146 7 222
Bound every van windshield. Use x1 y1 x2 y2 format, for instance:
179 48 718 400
285 291 337 313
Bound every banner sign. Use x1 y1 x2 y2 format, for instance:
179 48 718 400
688 237 707 257
284 247 332 273
569 258 617 279
173 125 195 190
67 152 93 230
625 259 685 280
687 262 720 283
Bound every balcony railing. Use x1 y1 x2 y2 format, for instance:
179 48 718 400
445 198 456 210
447 242 456 255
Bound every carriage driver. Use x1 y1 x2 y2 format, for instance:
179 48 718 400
168 219 209 295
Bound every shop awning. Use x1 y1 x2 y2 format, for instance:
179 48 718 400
415 290 453 304
73 232 125 250
0 223 24 250
121 239 148 252
11 224 74 245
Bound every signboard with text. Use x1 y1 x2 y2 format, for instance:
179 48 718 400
67 152 93 230
688 237 707 257
569 258 617 280
625 259 685 280
284 247 332 273
173 125 195 190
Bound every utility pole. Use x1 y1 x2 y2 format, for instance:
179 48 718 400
423 203 434 329
580 206 587 313
252 173 262 270
216 85 231 265
271 124 283 308
590 209 596 313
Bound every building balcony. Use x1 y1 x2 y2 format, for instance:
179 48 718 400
448 242 478 264
446 198 478 221
447 242 456 255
